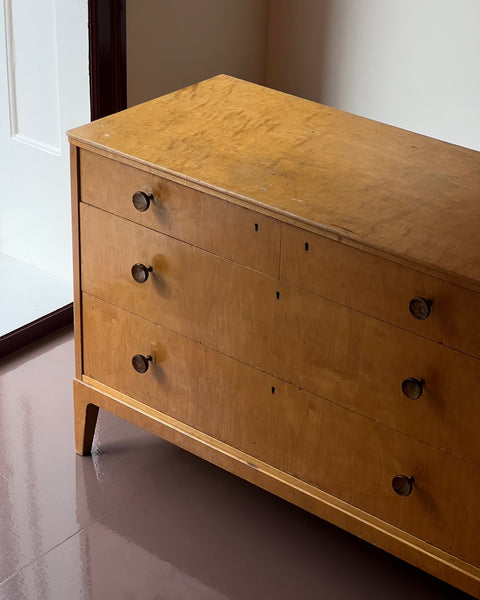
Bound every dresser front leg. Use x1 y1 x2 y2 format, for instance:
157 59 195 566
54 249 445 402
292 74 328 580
73 379 99 455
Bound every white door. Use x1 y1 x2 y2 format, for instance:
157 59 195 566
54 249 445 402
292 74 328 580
0 0 90 335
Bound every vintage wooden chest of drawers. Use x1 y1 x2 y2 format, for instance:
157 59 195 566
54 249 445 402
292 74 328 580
68 75 480 596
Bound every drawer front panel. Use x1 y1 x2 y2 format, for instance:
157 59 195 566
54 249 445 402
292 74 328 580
80 204 480 464
79 149 281 277
82 294 480 565
281 224 480 358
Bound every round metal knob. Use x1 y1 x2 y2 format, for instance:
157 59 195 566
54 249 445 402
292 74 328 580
132 354 152 373
392 475 414 497
132 191 153 212
409 297 432 320
131 263 152 283
401 377 424 400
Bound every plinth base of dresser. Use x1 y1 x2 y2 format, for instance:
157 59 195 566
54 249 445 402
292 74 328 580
73 376 479 597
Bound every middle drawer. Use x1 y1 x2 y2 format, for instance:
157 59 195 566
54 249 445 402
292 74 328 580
80 203 480 464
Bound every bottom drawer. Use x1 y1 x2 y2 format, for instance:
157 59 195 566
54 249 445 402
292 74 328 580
82 293 480 565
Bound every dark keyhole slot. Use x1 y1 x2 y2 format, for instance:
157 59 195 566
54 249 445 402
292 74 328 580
271 386 275 394
276 291 280 299
305 242 309 251
254 223 259 232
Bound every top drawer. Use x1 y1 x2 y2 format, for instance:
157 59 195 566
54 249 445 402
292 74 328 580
281 224 480 358
78 149 281 278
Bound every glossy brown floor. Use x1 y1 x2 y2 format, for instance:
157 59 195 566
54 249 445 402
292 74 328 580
0 327 474 600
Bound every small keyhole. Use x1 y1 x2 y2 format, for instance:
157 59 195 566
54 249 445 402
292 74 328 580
254 223 259 232
271 386 275 394
305 242 309 251
276 291 280 299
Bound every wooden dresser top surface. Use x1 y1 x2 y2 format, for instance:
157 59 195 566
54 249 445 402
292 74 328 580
68 75 480 290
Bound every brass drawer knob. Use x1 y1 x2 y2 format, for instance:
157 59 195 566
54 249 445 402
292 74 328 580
392 475 414 496
131 263 152 283
401 377 424 399
132 354 152 373
409 297 432 320
132 190 153 212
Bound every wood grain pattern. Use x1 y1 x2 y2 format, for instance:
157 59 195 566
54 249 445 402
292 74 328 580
74 376 480 596
79 148 281 277
281 224 480 358
80 204 480 464
73 378 99 455
68 74 480 289
71 76 480 597
81 293 480 564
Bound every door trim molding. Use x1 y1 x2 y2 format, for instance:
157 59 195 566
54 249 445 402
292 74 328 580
88 0 127 120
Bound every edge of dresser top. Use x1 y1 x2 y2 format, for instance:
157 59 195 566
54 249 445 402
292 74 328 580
67 74 480 292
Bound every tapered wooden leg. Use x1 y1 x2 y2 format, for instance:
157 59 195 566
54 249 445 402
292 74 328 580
73 379 99 455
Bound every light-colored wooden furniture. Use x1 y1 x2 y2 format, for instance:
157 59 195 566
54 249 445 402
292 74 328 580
68 75 480 597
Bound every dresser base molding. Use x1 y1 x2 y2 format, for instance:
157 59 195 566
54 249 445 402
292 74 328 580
74 377 479 597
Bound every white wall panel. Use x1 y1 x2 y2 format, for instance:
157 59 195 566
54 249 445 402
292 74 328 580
0 0 90 280
4 0 61 152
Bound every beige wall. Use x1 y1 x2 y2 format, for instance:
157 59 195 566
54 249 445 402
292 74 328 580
126 0 268 107
266 0 330 104
127 0 480 150
266 0 480 150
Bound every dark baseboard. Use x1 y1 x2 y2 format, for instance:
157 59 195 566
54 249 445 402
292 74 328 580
0 304 73 359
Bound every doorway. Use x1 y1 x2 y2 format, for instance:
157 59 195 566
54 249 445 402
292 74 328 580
0 0 126 357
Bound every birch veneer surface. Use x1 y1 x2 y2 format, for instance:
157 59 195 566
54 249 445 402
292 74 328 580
68 75 480 597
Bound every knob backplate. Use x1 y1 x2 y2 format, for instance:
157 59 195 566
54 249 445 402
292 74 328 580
132 354 152 373
401 377 424 400
131 263 152 283
392 475 414 496
409 297 432 320
132 191 153 212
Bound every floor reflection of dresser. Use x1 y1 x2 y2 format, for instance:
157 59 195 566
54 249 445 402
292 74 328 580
68 76 480 597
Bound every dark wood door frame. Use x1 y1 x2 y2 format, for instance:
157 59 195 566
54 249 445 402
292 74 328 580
89 0 127 120
0 0 127 358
